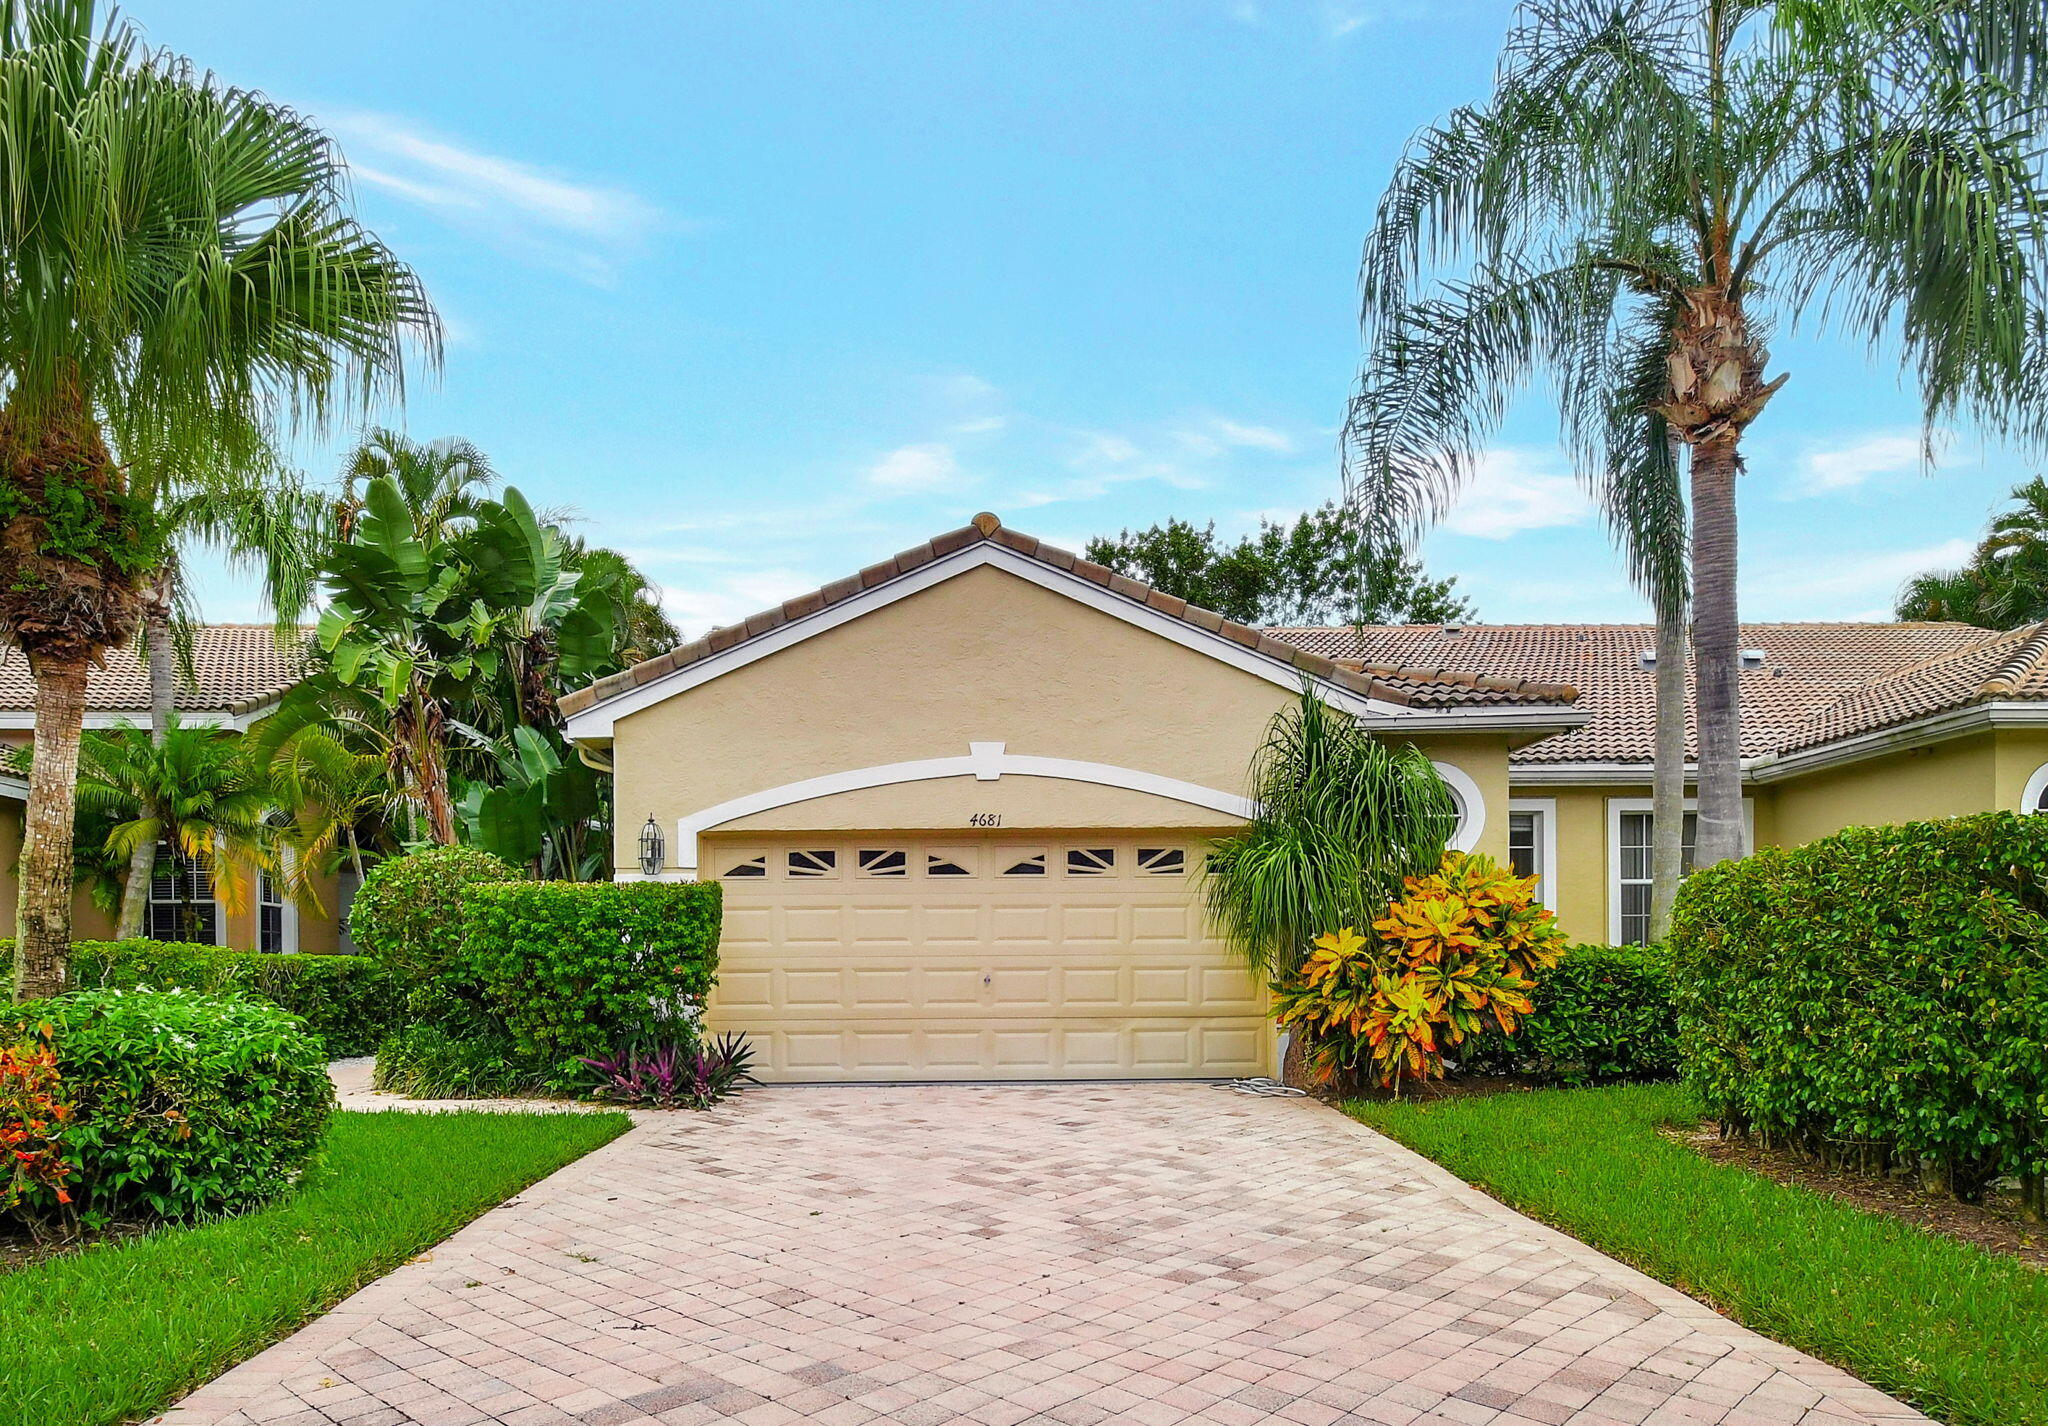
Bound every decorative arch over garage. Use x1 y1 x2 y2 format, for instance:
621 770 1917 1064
643 741 1482 876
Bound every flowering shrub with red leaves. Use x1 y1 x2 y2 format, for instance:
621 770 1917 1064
1 1028 75 1232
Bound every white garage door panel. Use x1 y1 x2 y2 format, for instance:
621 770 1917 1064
706 834 1269 1082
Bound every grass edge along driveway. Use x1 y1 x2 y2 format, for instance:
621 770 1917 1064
0 1108 630 1426
1349 1082 2048 1426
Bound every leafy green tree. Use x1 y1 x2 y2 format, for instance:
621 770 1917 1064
116 458 331 935
1086 502 1474 626
299 431 659 871
1896 476 2048 627
0 2 432 998
1344 0 2048 872
70 719 273 942
255 713 404 905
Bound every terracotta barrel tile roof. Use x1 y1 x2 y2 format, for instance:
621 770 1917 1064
557 515 1580 720
0 625 308 716
1268 621 2010 764
1775 622 2048 752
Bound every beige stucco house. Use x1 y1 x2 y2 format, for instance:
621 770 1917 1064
554 513 2048 1083
0 627 345 954
12 513 2046 1083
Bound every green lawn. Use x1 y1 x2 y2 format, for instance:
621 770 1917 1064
0 1108 630 1426
1348 1083 2048 1426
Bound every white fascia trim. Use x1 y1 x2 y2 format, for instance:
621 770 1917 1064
0 773 26 802
1373 706 1590 736
1511 761 1709 787
1747 702 2048 782
569 542 1431 739
1605 795 1755 944
644 742 1258 875
1507 796 1558 907
0 709 248 731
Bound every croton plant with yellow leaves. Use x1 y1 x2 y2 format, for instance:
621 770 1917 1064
1269 851 1567 1089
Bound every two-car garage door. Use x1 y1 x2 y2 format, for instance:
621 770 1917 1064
706 833 1269 1082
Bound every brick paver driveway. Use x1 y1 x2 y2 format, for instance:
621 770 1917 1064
159 1085 1925 1426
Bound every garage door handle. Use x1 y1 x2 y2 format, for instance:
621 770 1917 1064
983 975 991 985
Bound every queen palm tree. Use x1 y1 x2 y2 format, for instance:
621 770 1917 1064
0 2 433 998
1344 0 2048 870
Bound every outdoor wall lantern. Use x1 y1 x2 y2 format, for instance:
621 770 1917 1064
638 816 665 878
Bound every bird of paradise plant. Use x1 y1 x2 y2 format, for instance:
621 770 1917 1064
1271 852 1567 1091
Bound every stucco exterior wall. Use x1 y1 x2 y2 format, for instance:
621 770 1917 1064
1517 726 2048 945
1519 783 1630 944
1765 734 1996 847
610 565 1514 866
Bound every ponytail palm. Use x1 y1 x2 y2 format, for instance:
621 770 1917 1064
0 1 434 997
1206 688 1457 979
1345 0 2048 870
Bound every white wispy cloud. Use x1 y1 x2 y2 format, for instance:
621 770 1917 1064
329 110 664 283
1743 536 1975 619
1439 448 1592 539
1793 431 1936 497
661 567 823 637
1325 3 1375 36
868 442 969 494
1175 417 1295 456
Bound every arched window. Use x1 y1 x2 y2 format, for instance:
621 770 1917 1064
2023 763 2048 814
1429 761 1485 853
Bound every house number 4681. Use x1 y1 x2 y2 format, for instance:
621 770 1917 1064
968 812 1003 827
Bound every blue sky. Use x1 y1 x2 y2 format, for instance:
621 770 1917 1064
154 0 2033 633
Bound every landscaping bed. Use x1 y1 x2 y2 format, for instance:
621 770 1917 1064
1348 1082 2048 1426
0 1108 628 1426
1681 1122 2048 1273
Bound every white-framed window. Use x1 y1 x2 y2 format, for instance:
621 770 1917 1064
258 868 298 953
1430 760 1486 852
2022 762 2048 813
147 844 221 945
1607 797 1753 945
1506 797 1556 907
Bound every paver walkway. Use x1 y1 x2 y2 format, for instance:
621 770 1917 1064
158 1084 1927 1426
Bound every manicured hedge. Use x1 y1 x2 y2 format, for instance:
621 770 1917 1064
14 988 334 1221
64 940 404 1057
1459 943 1677 1084
463 880 722 1070
1672 811 2048 1202
348 846 520 988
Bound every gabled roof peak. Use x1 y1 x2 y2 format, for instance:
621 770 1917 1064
560 514 1580 722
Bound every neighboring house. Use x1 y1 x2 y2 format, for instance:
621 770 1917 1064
563 514 2048 1084
0 626 345 953
1268 620 2048 946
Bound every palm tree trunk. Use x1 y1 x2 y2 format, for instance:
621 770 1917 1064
13 657 88 1001
1689 429 1746 870
1648 581 1689 940
117 597 175 937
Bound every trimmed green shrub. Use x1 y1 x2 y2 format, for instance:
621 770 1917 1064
348 846 520 988
463 880 722 1070
12 988 334 1222
372 1023 547 1100
66 940 402 1056
1672 811 2048 1202
1459 943 1677 1084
